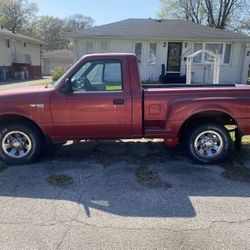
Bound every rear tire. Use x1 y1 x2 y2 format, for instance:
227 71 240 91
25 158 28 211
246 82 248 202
184 122 231 164
0 123 42 165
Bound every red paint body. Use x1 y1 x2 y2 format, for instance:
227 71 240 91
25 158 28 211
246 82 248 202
1 53 250 146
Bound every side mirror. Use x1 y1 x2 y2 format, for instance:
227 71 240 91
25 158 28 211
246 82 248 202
60 78 73 95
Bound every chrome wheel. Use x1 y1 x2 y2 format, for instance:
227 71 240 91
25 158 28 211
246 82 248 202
194 130 223 159
2 131 32 159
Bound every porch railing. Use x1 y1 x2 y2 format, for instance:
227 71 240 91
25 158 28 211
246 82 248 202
12 53 32 64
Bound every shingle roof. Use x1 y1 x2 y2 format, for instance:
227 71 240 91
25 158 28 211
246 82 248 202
42 49 73 59
0 28 46 45
70 18 250 41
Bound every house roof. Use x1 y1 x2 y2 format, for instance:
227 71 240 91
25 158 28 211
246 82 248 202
42 49 73 59
0 28 46 45
70 18 250 42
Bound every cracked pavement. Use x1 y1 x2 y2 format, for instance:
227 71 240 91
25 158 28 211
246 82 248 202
0 140 250 250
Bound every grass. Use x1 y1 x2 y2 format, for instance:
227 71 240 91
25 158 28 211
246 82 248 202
29 81 51 86
106 85 122 91
47 174 73 188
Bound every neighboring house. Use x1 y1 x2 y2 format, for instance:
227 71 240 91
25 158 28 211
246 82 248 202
70 18 250 84
42 49 73 76
0 27 45 80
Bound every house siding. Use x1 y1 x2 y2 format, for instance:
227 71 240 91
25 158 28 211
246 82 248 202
0 37 41 67
0 36 12 66
0 33 42 79
73 38 250 84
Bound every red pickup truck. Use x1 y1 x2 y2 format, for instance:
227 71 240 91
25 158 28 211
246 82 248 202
0 53 250 165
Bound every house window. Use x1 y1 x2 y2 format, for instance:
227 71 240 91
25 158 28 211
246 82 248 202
193 43 202 63
149 43 157 65
5 39 10 48
23 42 26 47
100 41 108 52
193 43 232 64
86 41 94 54
224 44 231 64
135 43 142 62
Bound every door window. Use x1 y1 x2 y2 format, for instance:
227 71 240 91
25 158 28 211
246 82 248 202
167 42 182 72
71 60 123 92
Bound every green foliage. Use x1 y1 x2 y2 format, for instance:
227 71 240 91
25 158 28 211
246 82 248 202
0 1 94 50
51 67 67 82
34 16 69 50
0 0 38 33
33 14 94 50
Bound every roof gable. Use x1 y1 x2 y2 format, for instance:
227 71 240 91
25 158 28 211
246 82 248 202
0 28 45 45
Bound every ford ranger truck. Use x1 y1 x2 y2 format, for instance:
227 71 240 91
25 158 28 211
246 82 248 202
0 53 250 165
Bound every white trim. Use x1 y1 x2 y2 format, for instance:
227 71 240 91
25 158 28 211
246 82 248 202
186 49 221 84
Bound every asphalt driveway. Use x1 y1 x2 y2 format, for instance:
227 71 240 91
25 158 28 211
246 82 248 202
0 139 250 250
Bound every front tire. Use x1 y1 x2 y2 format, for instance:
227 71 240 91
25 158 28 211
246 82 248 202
184 122 231 164
0 123 42 165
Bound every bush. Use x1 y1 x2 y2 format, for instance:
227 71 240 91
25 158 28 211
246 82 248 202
51 66 67 82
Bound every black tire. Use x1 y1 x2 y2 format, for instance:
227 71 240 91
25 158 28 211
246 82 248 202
184 122 231 164
0 122 42 165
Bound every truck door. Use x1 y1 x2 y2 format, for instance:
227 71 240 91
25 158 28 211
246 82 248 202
51 57 132 139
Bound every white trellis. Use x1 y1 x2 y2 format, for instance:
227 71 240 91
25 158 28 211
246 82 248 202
186 50 221 85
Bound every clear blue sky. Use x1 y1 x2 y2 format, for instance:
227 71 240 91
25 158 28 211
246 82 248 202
35 0 160 25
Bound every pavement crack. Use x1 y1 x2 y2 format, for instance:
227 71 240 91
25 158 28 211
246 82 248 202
54 226 71 250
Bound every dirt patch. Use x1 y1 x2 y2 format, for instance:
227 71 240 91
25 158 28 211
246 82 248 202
221 162 250 183
0 162 7 172
47 174 73 188
136 165 171 189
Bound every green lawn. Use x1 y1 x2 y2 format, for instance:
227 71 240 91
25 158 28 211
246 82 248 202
30 81 51 86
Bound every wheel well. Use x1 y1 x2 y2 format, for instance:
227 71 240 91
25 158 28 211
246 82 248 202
178 111 238 140
0 114 46 143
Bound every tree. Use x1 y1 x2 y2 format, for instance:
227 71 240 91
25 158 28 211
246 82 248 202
0 0 38 33
240 18 250 34
64 14 94 32
33 16 69 50
158 0 205 24
33 14 94 50
158 0 249 30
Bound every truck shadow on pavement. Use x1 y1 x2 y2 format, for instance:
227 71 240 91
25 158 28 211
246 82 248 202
0 140 250 219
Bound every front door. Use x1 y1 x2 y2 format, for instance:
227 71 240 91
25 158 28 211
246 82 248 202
51 57 132 139
167 42 182 72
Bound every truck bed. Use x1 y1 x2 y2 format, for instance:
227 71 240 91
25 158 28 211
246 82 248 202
143 84 250 140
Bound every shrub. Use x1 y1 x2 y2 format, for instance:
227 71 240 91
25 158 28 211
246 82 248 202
51 66 67 82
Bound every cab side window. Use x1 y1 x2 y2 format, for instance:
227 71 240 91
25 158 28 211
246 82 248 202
71 60 123 92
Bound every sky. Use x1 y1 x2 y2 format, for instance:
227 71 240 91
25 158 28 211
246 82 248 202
35 0 160 25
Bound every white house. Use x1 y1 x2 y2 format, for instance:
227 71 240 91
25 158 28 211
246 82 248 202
70 18 250 84
42 49 73 76
0 27 45 80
